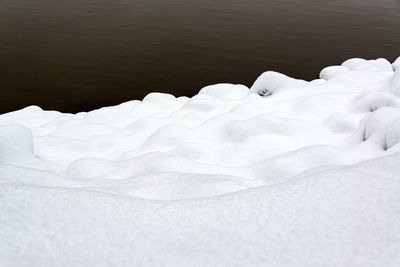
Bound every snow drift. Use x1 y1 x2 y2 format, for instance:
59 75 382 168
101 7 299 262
1 57 400 266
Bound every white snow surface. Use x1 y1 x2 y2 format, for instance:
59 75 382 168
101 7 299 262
1 57 400 266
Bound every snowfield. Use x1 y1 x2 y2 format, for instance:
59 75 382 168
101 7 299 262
1 57 400 266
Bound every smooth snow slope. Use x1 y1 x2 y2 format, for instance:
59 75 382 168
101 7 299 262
1 57 400 266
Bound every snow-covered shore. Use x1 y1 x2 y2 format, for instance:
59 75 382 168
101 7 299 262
1 57 400 266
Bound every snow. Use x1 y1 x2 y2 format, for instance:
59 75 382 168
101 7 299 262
1 57 400 266
392 56 400 72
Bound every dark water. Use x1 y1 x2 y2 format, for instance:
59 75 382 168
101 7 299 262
1 0 400 113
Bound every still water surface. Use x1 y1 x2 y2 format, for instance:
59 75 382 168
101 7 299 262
1 0 400 113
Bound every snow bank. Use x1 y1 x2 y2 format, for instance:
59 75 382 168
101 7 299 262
1 57 400 266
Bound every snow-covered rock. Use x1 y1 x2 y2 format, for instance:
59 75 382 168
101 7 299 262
249 71 308 96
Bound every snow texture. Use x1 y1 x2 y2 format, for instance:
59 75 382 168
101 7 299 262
1 57 400 267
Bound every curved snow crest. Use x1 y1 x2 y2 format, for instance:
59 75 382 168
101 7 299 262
1 57 400 266
0 57 400 197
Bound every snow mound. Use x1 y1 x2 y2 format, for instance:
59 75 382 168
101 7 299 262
1 57 400 266
392 56 400 71
249 71 308 96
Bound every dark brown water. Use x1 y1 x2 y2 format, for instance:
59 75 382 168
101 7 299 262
1 0 400 113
